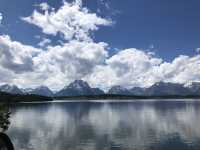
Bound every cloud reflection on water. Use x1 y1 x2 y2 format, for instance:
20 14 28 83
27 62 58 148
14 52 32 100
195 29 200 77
7 101 200 150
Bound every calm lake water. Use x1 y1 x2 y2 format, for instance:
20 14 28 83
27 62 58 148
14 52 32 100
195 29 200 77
3 100 200 150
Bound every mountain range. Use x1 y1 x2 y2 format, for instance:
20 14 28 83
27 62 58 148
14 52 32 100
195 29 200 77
0 84 23 95
55 80 104 96
22 86 54 97
0 80 200 97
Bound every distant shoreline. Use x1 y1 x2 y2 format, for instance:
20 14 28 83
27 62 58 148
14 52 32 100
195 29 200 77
17 99 200 104
53 94 200 100
1 91 200 103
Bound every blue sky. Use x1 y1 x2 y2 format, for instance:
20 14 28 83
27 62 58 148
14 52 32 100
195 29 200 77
0 0 200 90
1 0 200 60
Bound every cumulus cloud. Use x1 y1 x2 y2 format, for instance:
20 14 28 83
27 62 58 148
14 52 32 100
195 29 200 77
21 1 112 41
85 49 163 88
0 66 14 83
157 55 200 83
33 41 108 89
0 34 108 89
0 35 40 73
0 34 200 89
0 12 3 24
0 0 200 90
86 49 200 89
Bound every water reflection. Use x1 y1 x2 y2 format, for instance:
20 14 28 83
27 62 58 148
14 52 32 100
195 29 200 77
6 101 200 150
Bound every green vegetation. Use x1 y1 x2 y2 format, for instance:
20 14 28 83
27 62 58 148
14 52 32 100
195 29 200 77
1 92 200 103
0 91 53 103
0 104 10 132
54 94 200 100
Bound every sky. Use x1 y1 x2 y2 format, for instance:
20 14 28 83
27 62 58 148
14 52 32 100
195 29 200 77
0 0 200 90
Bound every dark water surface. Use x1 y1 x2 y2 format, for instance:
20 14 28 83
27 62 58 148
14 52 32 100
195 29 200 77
3 100 200 150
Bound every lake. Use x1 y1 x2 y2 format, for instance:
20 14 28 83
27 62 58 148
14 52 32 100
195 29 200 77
2 100 200 150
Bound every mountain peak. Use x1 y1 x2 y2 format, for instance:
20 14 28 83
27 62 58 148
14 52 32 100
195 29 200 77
110 85 127 91
0 84 23 95
185 82 200 87
23 86 53 97
185 82 200 94
36 86 51 90
146 82 189 96
67 80 90 89
56 80 104 96
34 86 53 97
108 85 131 95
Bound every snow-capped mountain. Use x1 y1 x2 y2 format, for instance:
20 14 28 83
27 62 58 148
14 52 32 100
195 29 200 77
55 80 104 96
1 81 200 97
108 86 131 95
144 82 190 96
108 82 194 96
0 84 23 95
130 87 146 96
185 82 200 95
24 86 54 97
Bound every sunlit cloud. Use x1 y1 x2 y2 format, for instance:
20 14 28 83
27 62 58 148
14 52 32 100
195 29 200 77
21 1 112 42
0 12 3 25
0 0 199 90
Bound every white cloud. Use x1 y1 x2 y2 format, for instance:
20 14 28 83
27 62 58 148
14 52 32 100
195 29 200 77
75 0 82 6
196 48 200 53
0 1 200 90
0 12 3 24
33 40 108 89
85 49 163 89
86 49 200 89
38 2 50 11
156 55 200 84
0 35 108 89
0 35 41 73
0 66 14 83
0 34 200 90
21 1 112 41
38 38 51 47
